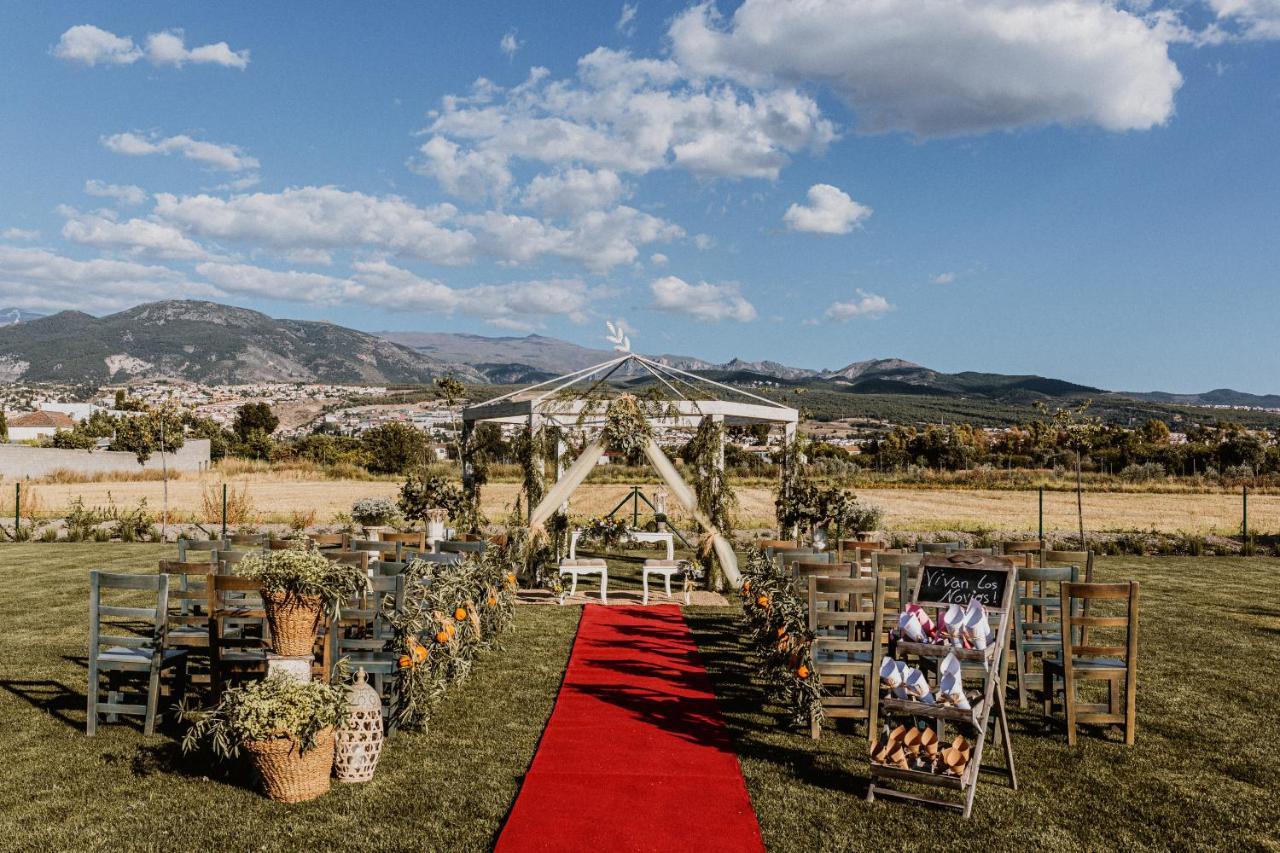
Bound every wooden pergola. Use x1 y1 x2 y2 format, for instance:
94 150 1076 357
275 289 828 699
461 352 799 587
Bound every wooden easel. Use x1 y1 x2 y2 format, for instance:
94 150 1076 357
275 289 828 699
865 552 1018 818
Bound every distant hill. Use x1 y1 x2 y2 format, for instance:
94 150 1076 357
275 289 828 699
0 307 46 327
0 301 482 385
1123 388 1280 410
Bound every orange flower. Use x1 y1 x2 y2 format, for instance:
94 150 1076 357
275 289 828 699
756 595 770 608
454 607 468 621
796 665 810 679
435 630 450 644
506 572 517 586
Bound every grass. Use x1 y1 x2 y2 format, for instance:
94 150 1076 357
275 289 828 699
687 556 1280 851
1 545 1276 850
0 543 580 853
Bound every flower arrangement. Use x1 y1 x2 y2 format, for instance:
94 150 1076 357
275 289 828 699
385 546 518 730
351 496 398 527
601 394 652 458
234 545 370 650
578 515 629 552
179 675 349 802
738 547 823 729
398 472 463 523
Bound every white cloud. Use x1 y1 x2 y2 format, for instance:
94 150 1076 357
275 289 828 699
411 136 513 202
461 205 681 273
930 272 956 285
650 275 756 322
0 246 216 314
60 207 213 261
649 252 668 266
84 179 147 206
53 25 248 69
500 30 522 58
102 132 260 172
824 290 894 321
520 168 627 218
1 228 39 242
196 262 355 301
145 30 249 69
153 186 475 265
617 3 639 35
425 47 835 181
52 25 141 66
783 183 872 234
670 0 1183 137
1207 0 1280 39
693 233 714 250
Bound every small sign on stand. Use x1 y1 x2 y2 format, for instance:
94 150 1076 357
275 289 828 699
866 552 1018 818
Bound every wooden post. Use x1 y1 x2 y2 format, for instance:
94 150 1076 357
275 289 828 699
1038 486 1044 542
221 483 228 539
13 482 19 530
1242 485 1250 556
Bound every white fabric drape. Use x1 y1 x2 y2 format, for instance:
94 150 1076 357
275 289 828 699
642 437 740 588
529 439 604 527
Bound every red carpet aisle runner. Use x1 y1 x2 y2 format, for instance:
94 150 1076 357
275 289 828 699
496 604 765 853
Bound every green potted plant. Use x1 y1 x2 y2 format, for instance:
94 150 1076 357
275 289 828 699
181 674 348 802
351 496 398 539
235 546 369 656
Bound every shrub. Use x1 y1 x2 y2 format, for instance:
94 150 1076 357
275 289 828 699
199 482 256 527
1120 462 1165 482
351 496 398 527
180 674 347 759
234 546 369 620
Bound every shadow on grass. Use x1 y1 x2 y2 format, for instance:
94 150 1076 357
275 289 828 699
0 678 85 731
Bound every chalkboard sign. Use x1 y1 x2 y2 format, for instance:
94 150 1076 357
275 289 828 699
915 554 1012 608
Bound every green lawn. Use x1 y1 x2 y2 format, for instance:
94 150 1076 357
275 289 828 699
0 545 1275 851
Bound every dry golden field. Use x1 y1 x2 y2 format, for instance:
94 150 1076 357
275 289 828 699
4 473 1272 534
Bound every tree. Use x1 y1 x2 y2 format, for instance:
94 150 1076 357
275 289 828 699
111 407 185 465
361 422 427 475
184 414 236 460
1036 400 1100 547
0 410 6 442
233 403 279 442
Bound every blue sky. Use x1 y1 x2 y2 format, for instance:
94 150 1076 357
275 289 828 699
1 1 1277 393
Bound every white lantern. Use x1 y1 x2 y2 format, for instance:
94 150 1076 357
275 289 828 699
333 668 384 783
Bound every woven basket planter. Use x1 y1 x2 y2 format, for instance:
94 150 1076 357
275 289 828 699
262 590 324 656
243 727 335 803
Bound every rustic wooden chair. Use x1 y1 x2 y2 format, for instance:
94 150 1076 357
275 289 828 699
1042 549 1094 581
309 533 349 550
323 550 372 574
1011 564 1078 708
807 575 885 741
382 531 427 552
228 533 269 548
760 538 799 552
160 560 221 691
348 538 402 563
87 571 187 736
177 537 225 563
330 573 406 730
870 551 923 637
401 550 462 566
207 575 269 700
267 537 314 551
776 549 826 572
439 539 485 555
917 541 961 554
1043 581 1139 745
790 560 853 595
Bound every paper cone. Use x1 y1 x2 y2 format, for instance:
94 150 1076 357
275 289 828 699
896 611 927 642
880 656 905 688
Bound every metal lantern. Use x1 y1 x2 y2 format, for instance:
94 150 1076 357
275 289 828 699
333 668 384 783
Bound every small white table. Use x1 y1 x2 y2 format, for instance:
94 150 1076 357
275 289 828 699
642 559 689 605
558 558 608 604
569 529 674 561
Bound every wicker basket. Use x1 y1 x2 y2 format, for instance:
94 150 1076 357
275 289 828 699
262 589 323 656
243 727 335 803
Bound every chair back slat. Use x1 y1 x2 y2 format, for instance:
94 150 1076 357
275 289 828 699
917 541 960 554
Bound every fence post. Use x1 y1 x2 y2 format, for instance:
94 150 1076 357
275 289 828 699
13 483 19 530
1038 486 1044 542
1242 484 1250 556
221 483 228 539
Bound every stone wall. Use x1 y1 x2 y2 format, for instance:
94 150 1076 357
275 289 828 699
0 439 211 479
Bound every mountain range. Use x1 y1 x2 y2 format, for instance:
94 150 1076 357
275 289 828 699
0 300 1276 411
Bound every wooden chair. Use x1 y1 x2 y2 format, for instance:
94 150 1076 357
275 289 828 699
1001 539 1044 557
207 575 269 699
309 533 349 550
330 573 405 730
228 533 269 548
402 550 462 566
381 531 427 552
87 571 187 736
775 549 826 572
1011 564 1078 708
267 537 313 551
1043 581 1139 746
160 560 221 691
807 575 885 741
323 551 372 574
177 537 225 563
348 539 402 562
760 539 800 552
212 549 256 571
917 541 960 554
870 551 923 637
439 539 485 555
1042 549 1094 582
790 560 853 595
